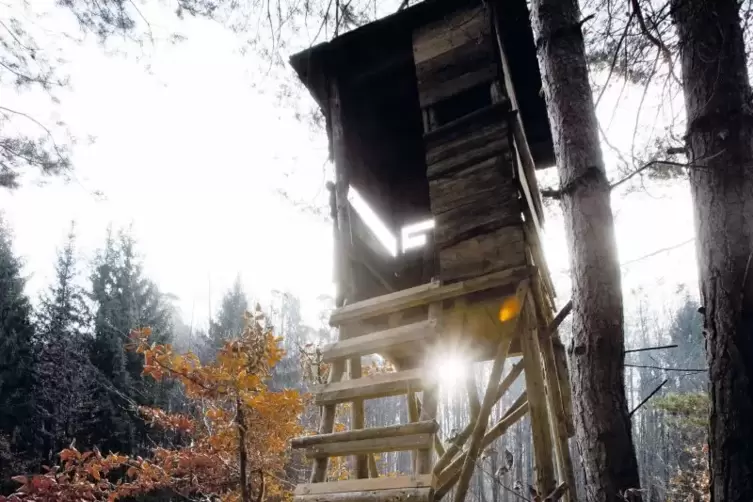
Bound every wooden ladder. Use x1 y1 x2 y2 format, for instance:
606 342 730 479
291 302 444 502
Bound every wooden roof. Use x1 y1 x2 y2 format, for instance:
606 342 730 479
289 0 555 169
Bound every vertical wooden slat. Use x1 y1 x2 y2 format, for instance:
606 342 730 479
416 301 442 475
311 358 347 482
527 292 575 502
349 356 368 479
521 296 556 495
451 281 527 502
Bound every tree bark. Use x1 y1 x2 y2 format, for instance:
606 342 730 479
671 1 753 500
237 396 251 502
529 0 642 500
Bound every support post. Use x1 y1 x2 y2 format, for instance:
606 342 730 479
527 293 575 502
416 302 441 475
451 281 527 502
521 299 556 496
311 359 347 482
349 356 368 479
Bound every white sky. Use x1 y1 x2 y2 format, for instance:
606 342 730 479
1 0 699 330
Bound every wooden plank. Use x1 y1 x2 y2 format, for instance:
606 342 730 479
426 119 507 166
416 302 441 475
296 487 433 502
295 475 436 496
368 454 379 478
489 5 545 224
427 136 509 181
349 356 368 479
306 433 434 459
321 320 436 362
424 103 508 146
415 36 494 90
437 225 527 283
330 266 532 325
311 358 347 482
451 281 525 502
412 6 489 63
418 65 497 108
435 399 529 497
314 369 425 406
428 157 517 216
520 306 556 496
292 421 439 449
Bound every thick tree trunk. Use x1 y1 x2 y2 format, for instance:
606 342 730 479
529 0 641 500
671 1 753 500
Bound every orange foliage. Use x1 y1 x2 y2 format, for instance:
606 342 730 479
1 308 302 502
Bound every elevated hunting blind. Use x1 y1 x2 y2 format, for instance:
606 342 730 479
289 0 576 500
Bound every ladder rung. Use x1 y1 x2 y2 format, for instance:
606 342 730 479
292 420 438 449
295 487 433 502
305 432 433 459
313 369 425 406
321 320 436 362
294 475 436 496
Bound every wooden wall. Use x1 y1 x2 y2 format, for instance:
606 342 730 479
412 6 526 283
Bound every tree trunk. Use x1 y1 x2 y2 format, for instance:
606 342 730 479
671 1 753 500
237 396 251 502
529 0 642 500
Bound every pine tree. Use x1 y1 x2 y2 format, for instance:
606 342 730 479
88 228 176 455
529 0 642 498
0 218 37 492
206 276 249 358
671 0 753 498
34 225 99 462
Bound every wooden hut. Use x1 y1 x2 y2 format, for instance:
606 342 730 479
288 0 576 499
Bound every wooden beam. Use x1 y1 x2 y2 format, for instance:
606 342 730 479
435 400 529 498
349 357 368 479
368 454 379 478
314 368 425 406
295 487 433 502
292 421 439 449
295 475 436 496
330 266 532 325
521 305 556 496
545 482 568 502
528 293 575 502
306 433 434 459
310 358 347 482
322 320 437 362
451 281 528 502
416 301 442 475
494 359 525 403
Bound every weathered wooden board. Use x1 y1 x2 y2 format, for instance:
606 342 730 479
296 487 433 502
412 7 490 64
418 67 497 108
412 5 496 108
306 433 433 459
424 103 508 147
313 368 425 405
330 265 531 325
437 224 527 284
295 475 436 496
292 421 438 449
426 122 509 176
321 320 436 362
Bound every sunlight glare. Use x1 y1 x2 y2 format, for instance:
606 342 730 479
432 351 469 393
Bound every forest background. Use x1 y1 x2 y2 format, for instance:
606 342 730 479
0 0 729 499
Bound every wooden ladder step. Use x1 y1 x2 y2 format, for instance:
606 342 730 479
304 432 433 459
330 266 531 325
292 421 438 459
295 475 436 502
321 320 436 362
292 420 438 449
314 368 425 406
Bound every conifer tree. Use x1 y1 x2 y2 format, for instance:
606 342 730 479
0 218 37 491
34 225 99 462
207 276 249 358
